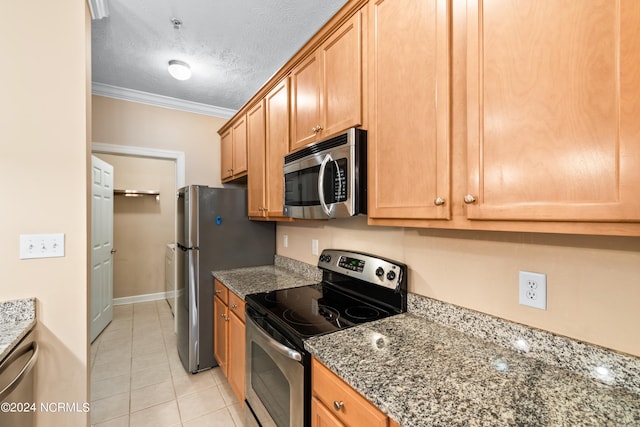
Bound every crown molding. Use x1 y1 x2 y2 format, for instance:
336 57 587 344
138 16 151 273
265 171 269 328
87 0 109 20
91 82 236 119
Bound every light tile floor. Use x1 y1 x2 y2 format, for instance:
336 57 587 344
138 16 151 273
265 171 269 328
90 300 251 427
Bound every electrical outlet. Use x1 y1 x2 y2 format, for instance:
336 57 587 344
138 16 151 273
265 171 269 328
311 239 319 256
283 234 288 248
519 271 546 310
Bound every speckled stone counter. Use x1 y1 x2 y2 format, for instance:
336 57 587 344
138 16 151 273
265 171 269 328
0 298 36 361
212 265 316 299
305 313 640 427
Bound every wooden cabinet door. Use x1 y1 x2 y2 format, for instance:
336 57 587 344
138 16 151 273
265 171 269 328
312 358 388 427
312 396 346 427
265 79 290 218
321 11 363 139
290 54 321 151
232 116 247 176
213 296 228 377
368 0 451 220
228 310 245 404
220 128 233 180
291 12 364 152
247 100 267 217
466 0 640 222
221 116 248 182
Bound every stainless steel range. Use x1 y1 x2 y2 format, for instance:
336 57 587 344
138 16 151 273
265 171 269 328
245 249 408 427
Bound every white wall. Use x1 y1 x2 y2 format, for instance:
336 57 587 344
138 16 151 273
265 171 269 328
277 217 640 357
0 2 90 425
92 96 228 187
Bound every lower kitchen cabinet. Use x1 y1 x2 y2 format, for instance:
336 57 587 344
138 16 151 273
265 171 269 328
312 357 388 427
227 291 246 403
312 396 347 427
213 280 229 376
213 279 246 403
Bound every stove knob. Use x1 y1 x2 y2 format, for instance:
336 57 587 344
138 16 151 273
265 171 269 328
325 255 331 263
375 267 384 277
386 270 396 281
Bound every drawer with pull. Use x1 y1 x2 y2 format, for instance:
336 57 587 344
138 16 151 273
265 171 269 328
214 279 229 304
312 357 387 427
228 290 245 322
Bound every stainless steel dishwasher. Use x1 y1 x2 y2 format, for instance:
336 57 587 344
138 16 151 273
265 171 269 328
0 331 38 427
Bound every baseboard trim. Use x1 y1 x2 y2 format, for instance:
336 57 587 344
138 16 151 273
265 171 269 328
113 291 169 306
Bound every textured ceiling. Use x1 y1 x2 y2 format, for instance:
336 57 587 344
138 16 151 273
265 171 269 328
92 0 348 112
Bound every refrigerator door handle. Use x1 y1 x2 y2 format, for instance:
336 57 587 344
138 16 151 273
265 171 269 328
188 248 199 368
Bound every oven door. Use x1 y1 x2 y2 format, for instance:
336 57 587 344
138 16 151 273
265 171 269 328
245 310 308 427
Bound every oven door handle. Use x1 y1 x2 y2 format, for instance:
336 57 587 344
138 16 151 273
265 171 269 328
247 316 302 362
317 154 335 217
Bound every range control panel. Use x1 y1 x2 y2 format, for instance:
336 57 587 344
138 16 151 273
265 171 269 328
318 249 406 290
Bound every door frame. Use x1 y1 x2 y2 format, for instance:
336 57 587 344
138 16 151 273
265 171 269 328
90 143 185 309
92 142 185 189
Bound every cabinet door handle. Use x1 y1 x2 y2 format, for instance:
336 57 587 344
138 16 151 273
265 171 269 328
231 304 237 309
463 194 477 204
215 289 222 294
434 197 445 206
333 401 344 411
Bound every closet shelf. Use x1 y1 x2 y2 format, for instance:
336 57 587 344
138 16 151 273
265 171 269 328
114 189 160 199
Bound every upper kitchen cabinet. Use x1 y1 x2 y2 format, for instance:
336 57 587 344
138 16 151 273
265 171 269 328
246 100 268 218
465 0 640 223
220 115 248 182
265 79 292 219
367 0 451 220
289 11 364 152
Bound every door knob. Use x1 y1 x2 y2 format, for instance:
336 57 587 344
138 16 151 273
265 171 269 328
110 249 117 254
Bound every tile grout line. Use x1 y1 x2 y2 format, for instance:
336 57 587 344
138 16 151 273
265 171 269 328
159 299 184 426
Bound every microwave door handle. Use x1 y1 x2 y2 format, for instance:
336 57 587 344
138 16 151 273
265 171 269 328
318 154 334 217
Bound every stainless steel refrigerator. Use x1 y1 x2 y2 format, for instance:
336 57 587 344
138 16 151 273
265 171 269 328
176 185 275 373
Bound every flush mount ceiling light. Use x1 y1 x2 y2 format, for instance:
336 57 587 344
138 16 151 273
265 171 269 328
87 0 109 20
168 60 192 81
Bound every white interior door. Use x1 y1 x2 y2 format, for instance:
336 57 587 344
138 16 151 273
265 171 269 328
91 155 114 342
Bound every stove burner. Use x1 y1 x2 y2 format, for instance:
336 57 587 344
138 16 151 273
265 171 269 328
282 305 340 327
264 290 299 304
345 305 380 321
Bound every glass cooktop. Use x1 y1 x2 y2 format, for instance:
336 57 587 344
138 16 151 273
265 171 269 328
245 283 392 340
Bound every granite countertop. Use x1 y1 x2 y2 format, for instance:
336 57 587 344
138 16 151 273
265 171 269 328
0 298 36 361
305 313 640 427
212 265 316 299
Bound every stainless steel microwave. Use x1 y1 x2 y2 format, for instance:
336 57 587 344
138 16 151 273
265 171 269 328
283 128 367 219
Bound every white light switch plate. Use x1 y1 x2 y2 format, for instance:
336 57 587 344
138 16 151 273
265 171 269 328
20 234 65 259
